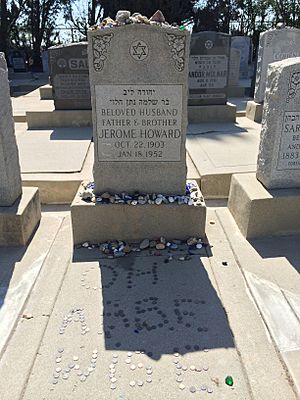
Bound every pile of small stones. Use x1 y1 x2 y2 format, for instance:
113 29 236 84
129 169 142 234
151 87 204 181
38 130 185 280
79 181 204 207
80 236 205 259
90 9 185 31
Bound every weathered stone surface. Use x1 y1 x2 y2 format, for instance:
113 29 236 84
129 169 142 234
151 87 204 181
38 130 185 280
229 48 240 87
189 31 231 105
0 53 22 206
254 26 300 103
49 43 91 110
257 58 300 189
88 24 190 195
231 36 251 79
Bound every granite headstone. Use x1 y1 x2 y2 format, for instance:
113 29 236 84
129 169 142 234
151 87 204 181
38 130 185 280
254 26 300 103
231 36 251 79
257 58 300 188
0 53 22 206
229 48 240 87
88 24 190 195
49 43 91 110
189 31 231 105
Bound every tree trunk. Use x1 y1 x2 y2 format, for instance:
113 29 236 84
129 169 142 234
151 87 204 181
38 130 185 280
0 0 9 60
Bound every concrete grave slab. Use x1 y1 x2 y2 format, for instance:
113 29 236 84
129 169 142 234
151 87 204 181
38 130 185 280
17 127 92 173
186 117 260 198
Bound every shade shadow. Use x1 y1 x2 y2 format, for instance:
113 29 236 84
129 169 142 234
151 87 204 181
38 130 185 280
74 249 234 360
250 234 300 275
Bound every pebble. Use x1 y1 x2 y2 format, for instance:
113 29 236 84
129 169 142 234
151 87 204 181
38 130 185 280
140 239 150 249
129 380 136 387
156 243 165 250
179 383 185 390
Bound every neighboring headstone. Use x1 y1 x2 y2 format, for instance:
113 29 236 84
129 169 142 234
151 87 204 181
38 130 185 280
11 50 26 72
254 26 300 103
189 31 231 105
88 24 190 195
229 48 240 87
0 53 41 246
0 53 22 206
41 50 49 74
49 43 91 109
257 58 300 188
231 36 251 79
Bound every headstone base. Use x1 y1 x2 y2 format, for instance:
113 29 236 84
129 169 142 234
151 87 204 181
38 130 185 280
228 173 300 239
188 103 236 123
227 86 245 97
246 100 263 123
27 110 92 129
71 181 206 245
0 187 41 246
39 84 53 100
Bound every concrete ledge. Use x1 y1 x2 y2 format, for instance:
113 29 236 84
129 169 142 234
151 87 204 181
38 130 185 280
13 115 27 123
246 100 263 123
26 110 92 129
188 103 236 123
39 84 53 100
227 86 246 98
228 173 300 238
200 173 233 199
0 187 41 246
22 179 82 204
71 183 206 244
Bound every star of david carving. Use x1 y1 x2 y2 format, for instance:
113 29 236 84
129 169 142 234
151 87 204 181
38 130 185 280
130 40 149 61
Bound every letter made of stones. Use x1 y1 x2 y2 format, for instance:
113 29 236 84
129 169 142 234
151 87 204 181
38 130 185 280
0 53 22 206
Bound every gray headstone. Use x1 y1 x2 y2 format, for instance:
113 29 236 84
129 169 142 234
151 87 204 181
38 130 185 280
49 43 91 110
88 24 190 195
229 48 240 87
231 36 251 79
257 57 300 189
254 27 300 103
189 31 231 105
0 53 22 206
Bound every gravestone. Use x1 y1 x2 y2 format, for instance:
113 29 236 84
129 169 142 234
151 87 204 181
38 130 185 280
228 48 240 87
254 26 300 103
189 31 231 105
0 53 22 206
257 58 300 188
231 36 251 79
89 24 189 195
0 53 41 245
11 50 26 72
228 57 300 238
49 43 91 110
71 15 206 244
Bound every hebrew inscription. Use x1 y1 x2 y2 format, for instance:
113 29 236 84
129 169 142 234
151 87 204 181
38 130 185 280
95 84 183 162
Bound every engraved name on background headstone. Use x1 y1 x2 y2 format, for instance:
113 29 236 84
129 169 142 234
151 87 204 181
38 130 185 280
49 43 91 109
189 31 231 105
0 53 22 206
228 48 240 87
231 36 251 79
88 24 190 195
257 58 300 189
254 26 300 103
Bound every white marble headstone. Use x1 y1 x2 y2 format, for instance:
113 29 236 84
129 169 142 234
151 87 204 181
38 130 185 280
257 57 300 189
254 27 300 103
0 53 22 206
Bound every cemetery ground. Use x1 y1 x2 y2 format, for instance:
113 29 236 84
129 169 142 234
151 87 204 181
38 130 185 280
0 78 299 400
